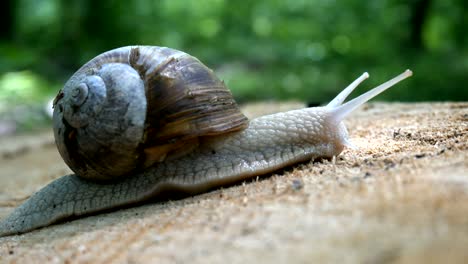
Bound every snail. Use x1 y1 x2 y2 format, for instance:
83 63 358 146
0 46 412 237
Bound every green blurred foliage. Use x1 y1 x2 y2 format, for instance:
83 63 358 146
0 0 467 111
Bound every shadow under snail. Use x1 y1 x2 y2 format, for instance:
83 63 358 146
0 46 412 237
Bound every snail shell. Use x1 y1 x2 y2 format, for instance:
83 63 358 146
53 46 248 181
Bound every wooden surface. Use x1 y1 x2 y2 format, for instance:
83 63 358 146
0 102 467 264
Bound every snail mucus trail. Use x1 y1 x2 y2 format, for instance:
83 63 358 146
0 46 413 237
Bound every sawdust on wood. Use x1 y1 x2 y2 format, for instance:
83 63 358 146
0 102 467 264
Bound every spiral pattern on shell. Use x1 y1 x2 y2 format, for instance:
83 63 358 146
52 46 248 181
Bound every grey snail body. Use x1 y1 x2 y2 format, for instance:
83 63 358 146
0 46 412 237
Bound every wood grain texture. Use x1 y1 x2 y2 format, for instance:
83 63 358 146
0 102 466 263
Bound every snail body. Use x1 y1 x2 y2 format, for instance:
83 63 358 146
0 46 412 237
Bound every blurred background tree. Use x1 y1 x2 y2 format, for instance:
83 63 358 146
0 0 467 133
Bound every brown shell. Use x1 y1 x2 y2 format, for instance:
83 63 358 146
53 46 248 181
129 47 247 145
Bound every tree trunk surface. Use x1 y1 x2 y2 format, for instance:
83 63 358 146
0 102 467 264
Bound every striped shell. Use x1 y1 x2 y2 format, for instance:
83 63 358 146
53 46 248 181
